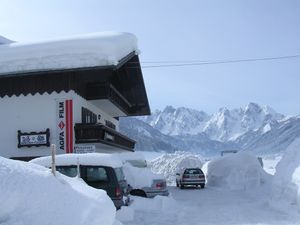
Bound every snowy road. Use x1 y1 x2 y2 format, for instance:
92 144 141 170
120 186 300 225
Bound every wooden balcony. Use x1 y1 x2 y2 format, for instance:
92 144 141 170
74 123 135 151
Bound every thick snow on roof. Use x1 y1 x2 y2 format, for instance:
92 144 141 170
31 153 123 168
0 156 116 225
116 152 146 162
0 32 138 75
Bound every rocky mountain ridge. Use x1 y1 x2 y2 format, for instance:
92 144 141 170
120 103 300 156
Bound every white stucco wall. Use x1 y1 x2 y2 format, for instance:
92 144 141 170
0 91 119 158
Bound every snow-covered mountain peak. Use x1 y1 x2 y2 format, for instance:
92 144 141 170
140 103 287 142
163 105 176 114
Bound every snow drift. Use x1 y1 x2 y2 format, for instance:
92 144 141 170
0 157 117 225
122 162 164 188
115 152 164 188
270 138 300 214
207 152 270 190
150 152 204 185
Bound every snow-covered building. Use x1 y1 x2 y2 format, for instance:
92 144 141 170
0 32 150 160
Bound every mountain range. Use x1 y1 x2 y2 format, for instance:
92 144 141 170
119 103 300 156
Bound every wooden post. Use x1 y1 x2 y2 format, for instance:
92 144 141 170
51 144 56 176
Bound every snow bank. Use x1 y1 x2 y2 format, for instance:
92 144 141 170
130 195 177 212
114 152 164 189
116 152 146 162
207 152 270 191
0 31 138 75
122 162 164 188
149 152 204 185
0 157 117 225
116 206 135 222
270 138 300 214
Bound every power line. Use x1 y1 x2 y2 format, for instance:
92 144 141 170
128 54 300 69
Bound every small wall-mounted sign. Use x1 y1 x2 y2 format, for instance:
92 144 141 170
18 129 50 148
74 145 96 153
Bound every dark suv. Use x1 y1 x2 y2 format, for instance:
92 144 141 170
31 153 130 209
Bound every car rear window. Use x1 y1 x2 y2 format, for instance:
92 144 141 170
184 169 203 175
86 167 108 182
56 166 78 177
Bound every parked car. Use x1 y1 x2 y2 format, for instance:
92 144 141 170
116 152 169 198
30 153 130 209
176 168 206 189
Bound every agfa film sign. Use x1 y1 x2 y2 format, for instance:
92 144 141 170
56 99 73 153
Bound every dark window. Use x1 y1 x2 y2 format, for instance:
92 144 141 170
82 107 97 124
105 120 116 130
114 168 125 181
184 169 203 175
56 166 78 177
86 167 108 182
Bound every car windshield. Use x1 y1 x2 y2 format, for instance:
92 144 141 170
56 166 78 177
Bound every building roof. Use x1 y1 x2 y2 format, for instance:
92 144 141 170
0 32 138 76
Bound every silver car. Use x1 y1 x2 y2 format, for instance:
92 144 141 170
120 158 169 198
176 168 205 189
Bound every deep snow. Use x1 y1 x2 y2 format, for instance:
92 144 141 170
0 157 117 225
270 138 300 214
117 150 300 225
118 187 300 225
207 152 271 191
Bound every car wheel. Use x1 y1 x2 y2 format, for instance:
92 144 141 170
200 184 205 189
130 189 147 197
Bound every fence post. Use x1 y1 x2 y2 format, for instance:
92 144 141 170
51 144 56 176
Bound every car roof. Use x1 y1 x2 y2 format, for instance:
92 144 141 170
30 153 123 168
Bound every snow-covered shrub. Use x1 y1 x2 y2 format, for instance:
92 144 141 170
149 151 204 185
269 138 300 214
0 157 116 225
207 152 270 191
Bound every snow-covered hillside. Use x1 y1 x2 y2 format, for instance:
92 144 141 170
0 35 14 45
120 103 300 155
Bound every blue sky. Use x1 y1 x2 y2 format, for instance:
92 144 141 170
1 0 300 115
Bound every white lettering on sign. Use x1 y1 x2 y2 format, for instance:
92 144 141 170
20 134 47 145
